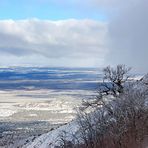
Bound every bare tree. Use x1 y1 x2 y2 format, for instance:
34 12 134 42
82 65 132 109
102 64 131 96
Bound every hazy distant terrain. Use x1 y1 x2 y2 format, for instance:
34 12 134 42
0 67 100 90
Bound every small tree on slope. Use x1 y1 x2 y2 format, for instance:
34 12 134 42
82 64 132 109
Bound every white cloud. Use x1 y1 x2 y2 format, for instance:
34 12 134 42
0 19 108 67
1 0 147 72
105 0 148 72
79 0 148 72
70 0 148 72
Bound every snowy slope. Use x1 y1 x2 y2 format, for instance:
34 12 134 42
22 120 79 148
17 74 148 148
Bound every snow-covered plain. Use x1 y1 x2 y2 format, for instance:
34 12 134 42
0 89 96 147
0 89 94 123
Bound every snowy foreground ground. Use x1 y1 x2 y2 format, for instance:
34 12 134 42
17 75 147 148
0 89 95 147
23 120 79 148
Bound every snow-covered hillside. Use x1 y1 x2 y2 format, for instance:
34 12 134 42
19 74 148 148
22 120 79 148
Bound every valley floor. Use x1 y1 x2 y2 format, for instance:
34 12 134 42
0 89 94 147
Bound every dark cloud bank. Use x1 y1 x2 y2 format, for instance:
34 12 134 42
105 0 148 72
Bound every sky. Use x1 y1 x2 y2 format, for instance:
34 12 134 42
0 0 147 72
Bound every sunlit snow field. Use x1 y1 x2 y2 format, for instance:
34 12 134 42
0 89 95 123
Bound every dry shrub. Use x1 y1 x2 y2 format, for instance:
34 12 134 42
76 85 148 148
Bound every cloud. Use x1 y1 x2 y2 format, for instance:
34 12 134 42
104 0 148 72
88 0 148 72
0 0 147 72
0 19 107 67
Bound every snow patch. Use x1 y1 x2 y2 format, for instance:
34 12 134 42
0 109 17 117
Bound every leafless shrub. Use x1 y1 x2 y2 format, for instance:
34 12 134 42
77 82 148 148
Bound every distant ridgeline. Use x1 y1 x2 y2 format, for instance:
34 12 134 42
0 67 101 90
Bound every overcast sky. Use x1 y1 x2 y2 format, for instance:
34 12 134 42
0 0 147 72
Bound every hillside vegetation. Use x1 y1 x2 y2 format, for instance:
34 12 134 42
22 65 148 148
